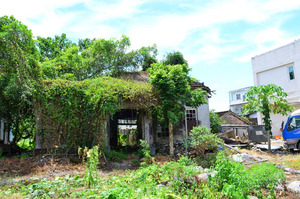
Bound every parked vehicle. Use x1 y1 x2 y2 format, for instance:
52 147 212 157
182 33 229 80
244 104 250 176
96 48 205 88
282 109 300 150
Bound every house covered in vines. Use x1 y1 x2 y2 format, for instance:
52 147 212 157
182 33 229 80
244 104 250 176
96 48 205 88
34 71 211 155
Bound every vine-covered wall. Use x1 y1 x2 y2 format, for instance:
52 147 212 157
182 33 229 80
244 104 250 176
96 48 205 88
34 77 158 152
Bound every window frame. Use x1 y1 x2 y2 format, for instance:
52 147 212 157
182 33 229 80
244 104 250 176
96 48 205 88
289 66 295 80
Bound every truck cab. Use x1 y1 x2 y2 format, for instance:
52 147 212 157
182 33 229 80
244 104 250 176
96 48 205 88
282 109 300 150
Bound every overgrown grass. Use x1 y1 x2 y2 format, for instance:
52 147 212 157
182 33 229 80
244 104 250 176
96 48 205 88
0 153 286 199
278 154 300 170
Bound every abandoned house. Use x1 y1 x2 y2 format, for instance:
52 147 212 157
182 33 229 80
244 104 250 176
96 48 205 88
35 72 211 155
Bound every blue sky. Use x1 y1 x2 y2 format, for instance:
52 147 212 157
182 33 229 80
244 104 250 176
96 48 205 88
2 0 300 111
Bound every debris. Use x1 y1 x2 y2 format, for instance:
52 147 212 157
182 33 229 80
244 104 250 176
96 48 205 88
232 153 253 162
276 164 300 175
255 144 281 151
217 130 234 138
287 181 300 194
195 172 216 184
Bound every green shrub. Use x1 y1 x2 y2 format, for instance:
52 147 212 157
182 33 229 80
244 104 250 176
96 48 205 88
189 126 224 156
249 162 285 189
177 155 195 166
209 152 286 198
105 150 127 162
189 126 224 167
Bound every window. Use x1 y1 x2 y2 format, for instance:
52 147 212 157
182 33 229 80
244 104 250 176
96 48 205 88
236 94 241 100
287 117 300 132
243 95 246 100
157 124 169 137
289 66 295 80
186 109 196 120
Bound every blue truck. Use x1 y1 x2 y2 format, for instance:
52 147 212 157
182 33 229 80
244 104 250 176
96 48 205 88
282 109 300 150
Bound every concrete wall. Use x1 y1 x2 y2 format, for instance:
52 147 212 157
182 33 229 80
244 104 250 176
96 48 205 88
229 87 251 115
252 40 300 136
197 96 210 128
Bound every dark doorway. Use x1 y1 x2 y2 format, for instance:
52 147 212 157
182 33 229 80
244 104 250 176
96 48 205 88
110 109 138 149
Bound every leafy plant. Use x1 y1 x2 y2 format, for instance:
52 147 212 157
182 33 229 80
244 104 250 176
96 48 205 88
189 126 224 156
105 149 127 162
78 146 100 188
148 63 207 156
210 109 223 134
243 84 294 152
209 152 286 198
140 139 153 165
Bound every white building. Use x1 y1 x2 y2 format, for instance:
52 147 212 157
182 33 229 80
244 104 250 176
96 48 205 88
229 87 251 115
252 39 300 136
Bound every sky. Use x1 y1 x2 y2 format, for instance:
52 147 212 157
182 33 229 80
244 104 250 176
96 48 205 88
1 0 300 112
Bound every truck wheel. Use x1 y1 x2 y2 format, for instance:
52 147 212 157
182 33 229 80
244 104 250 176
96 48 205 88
297 141 300 150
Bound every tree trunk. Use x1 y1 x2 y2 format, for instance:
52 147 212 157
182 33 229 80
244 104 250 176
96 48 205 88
169 120 174 156
267 130 271 153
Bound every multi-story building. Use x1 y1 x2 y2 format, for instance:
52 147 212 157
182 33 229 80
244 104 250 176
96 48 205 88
252 39 300 136
229 87 251 115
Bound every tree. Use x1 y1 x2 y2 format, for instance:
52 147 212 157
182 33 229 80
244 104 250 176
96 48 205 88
0 16 39 150
163 51 188 66
36 33 75 61
148 63 207 156
134 45 158 71
210 110 222 134
242 84 294 152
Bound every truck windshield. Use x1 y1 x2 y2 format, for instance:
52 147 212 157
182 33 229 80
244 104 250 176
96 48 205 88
287 117 300 132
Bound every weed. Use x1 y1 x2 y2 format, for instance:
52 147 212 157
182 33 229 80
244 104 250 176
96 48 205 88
105 150 127 162
209 151 286 198
78 146 100 188
132 159 139 165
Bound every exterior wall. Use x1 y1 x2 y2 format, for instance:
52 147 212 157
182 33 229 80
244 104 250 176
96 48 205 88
252 40 300 136
197 96 210 128
229 87 251 115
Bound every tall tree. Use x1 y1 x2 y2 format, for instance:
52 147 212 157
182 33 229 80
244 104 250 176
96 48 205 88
148 63 207 156
0 16 39 150
36 33 74 60
163 51 188 66
243 84 294 152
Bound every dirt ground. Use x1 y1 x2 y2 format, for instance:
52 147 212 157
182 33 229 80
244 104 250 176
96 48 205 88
0 151 299 198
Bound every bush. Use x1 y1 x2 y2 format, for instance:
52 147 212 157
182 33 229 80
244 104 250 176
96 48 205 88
189 126 224 155
249 162 285 189
105 150 127 162
189 126 224 167
209 152 286 198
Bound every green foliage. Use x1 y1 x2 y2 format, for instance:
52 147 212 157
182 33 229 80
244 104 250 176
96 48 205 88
78 146 100 188
0 16 39 148
36 33 75 61
189 126 224 156
177 155 195 166
189 126 224 167
210 109 223 134
163 51 188 66
140 139 152 165
249 162 285 189
105 150 127 162
148 63 207 125
36 77 156 151
0 154 285 199
243 84 294 133
209 152 285 198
